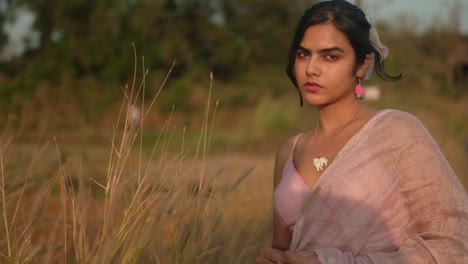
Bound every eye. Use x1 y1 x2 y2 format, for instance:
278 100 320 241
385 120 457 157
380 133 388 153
296 50 310 58
324 54 339 61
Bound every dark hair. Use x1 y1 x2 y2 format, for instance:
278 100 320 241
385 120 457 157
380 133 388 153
286 0 403 105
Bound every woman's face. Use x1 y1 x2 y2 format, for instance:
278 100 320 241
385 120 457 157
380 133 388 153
294 23 369 107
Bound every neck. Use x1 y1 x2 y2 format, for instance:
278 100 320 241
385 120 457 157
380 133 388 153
316 98 365 134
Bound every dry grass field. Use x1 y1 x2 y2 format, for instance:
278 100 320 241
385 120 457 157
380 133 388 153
0 142 276 263
0 71 279 263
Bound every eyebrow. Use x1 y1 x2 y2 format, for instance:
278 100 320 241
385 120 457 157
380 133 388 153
298 45 345 54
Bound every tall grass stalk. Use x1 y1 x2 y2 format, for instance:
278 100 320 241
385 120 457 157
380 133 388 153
0 48 257 263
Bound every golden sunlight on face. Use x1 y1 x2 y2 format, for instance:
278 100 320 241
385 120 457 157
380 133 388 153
294 23 366 106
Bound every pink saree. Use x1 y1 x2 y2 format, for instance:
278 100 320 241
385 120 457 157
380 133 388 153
289 110 468 263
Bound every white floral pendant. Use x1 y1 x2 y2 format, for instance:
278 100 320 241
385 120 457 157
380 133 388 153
313 157 328 172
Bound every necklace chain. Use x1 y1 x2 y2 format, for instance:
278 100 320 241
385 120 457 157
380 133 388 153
313 108 362 172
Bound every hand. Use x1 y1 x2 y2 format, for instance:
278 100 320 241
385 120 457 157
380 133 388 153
255 247 287 264
283 250 320 264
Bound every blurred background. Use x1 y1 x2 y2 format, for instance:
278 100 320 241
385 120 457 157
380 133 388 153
1 0 466 181
0 0 467 262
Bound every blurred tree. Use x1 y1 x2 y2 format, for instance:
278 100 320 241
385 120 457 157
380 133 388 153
0 1 8 49
223 0 306 68
0 0 323 124
0 0 318 82
448 0 462 34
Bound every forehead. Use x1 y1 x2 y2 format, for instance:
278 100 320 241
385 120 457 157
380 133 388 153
300 23 352 50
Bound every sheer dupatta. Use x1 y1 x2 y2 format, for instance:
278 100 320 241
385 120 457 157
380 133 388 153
289 110 468 263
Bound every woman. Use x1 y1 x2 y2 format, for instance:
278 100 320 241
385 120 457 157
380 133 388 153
255 0 468 263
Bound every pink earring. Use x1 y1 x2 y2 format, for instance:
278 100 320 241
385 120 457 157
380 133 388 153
355 78 364 99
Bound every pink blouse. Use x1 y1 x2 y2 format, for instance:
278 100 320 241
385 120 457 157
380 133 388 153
274 134 312 229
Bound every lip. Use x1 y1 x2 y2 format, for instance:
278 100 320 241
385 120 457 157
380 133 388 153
305 81 322 92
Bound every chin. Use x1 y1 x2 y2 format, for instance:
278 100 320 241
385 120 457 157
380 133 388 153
303 96 327 107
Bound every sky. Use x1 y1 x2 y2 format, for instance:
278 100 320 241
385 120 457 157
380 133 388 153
1 0 468 60
1 7 38 60
358 0 468 34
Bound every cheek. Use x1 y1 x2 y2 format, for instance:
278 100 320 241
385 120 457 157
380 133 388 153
294 61 306 76
293 66 300 77
333 62 356 77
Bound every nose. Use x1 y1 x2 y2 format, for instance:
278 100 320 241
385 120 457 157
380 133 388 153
306 57 320 77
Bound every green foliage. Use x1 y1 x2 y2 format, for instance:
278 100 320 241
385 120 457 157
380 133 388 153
248 96 300 138
158 75 193 114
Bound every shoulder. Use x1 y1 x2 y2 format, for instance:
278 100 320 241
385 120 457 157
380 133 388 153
376 109 423 126
372 109 430 139
273 134 300 185
276 135 298 162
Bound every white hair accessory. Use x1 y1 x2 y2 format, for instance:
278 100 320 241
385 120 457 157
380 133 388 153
363 26 389 80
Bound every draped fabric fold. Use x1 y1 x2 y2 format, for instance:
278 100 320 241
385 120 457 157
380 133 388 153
289 110 468 263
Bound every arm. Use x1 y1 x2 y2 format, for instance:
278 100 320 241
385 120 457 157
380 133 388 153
272 137 295 250
256 137 296 263
384 136 467 263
